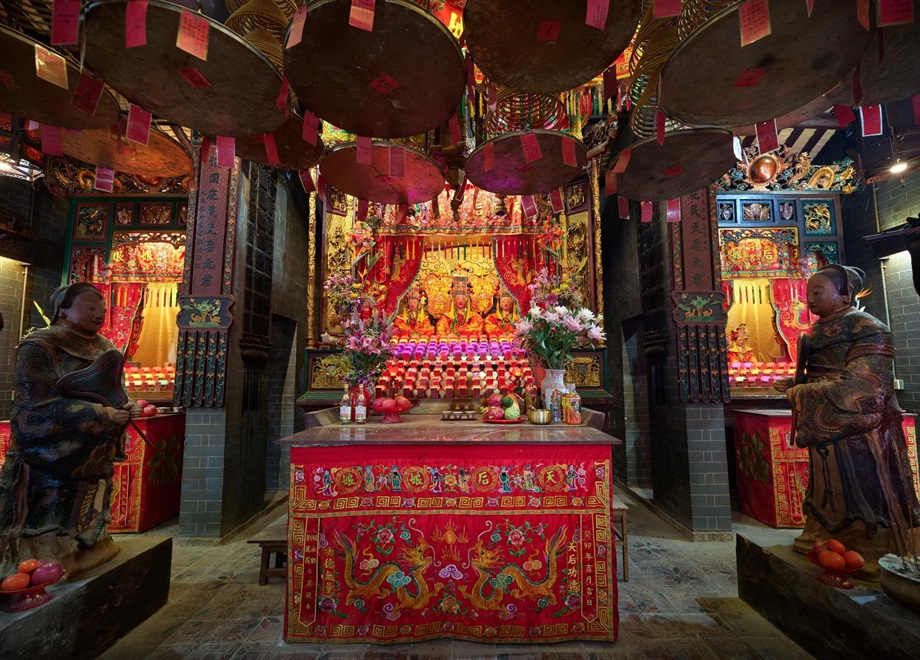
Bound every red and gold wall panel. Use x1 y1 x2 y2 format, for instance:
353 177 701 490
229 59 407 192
286 443 617 644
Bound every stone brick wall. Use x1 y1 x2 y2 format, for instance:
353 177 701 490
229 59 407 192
841 171 920 415
0 177 68 420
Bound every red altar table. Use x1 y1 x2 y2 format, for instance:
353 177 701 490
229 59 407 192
283 413 619 645
1 413 184 533
733 409 919 528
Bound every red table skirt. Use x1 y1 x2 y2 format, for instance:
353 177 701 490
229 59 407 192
286 443 617 644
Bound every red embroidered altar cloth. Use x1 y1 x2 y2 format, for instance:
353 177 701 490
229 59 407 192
286 443 617 644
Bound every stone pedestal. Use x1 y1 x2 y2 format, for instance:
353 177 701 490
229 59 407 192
0 537 171 659
737 534 920 659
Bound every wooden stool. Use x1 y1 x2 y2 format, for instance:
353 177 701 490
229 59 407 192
247 514 288 585
612 496 629 582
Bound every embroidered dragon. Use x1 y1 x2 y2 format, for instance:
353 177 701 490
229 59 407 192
334 530 433 612
465 525 567 611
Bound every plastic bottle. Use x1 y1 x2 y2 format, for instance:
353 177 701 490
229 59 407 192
339 386 352 424
355 388 368 424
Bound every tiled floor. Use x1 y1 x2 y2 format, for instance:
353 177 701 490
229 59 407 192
101 492 812 659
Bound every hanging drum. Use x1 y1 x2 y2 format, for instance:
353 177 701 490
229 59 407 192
235 111 325 170
606 119 735 202
283 0 466 139
319 141 445 205
463 0 640 95
728 82 852 137
82 0 287 137
38 124 192 178
854 5 920 106
0 25 120 130
659 2 875 128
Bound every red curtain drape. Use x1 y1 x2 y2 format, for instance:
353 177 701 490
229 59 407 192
493 235 537 313
100 282 147 355
770 278 813 363
368 235 425 315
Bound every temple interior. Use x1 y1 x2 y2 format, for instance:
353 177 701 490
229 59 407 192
1 1 919 657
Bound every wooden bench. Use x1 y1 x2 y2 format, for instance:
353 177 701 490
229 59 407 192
247 514 288 586
612 495 629 582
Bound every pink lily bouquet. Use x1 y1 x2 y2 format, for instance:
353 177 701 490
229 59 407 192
515 269 605 370
339 306 396 387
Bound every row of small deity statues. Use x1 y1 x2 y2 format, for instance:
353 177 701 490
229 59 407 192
393 282 521 339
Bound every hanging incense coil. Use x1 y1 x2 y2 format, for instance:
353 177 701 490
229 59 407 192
853 14 920 106
83 0 287 137
242 27 285 71
226 0 298 18
0 24 121 130
659 2 874 127
626 2 681 139
235 111 325 170
284 0 466 139
483 88 567 138
463 0 641 95
0 0 53 36
676 0 739 42
225 0 290 43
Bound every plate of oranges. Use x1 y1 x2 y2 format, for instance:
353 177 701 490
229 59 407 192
806 539 865 589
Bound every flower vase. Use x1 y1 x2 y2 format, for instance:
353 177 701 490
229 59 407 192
541 369 567 420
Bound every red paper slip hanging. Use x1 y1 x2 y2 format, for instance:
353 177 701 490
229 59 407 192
216 136 235 168
879 0 914 26
640 201 653 223
52 0 80 46
586 0 609 29
125 0 149 48
483 141 494 172
612 147 631 173
276 76 289 112
356 136 372 165
389 146 405 178
299 169 315 193
370 71 400 96
316 174 326 199
856 0 870 30
125 104 151 146
35 45 69 90
349 0 375 32
605 171 617 194
562 136 576 166
603 66 617 100
178 67 211 88
912 94 920 126
738 0 772 47
177 11 210 61
40 124 64 156
860 105 883 137
654 0 681 18
71 70 105 116
263 133 280 165
550 188 564 213
288 6 307 49
734 68 765 88
833 104 857 128
806 0 814 17
666 198 681 223
521 132 542 162
656 110 666 146
302 110 320 145
521 195 538 218
755 119 778 153
357 199 368 221
617 196 629 219
537 20 561 42
200 136 212 164
95 166 115 192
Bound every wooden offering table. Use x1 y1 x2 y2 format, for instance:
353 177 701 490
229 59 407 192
281 409 620 645
733 409 918 528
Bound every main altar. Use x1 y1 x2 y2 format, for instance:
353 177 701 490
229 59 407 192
281 409 620 645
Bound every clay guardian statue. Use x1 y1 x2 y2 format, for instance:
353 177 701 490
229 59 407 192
0 283 141 579
774 265 920 574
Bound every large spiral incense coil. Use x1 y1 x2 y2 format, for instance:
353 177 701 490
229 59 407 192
225 0 290 43
627 2 681 138
242 27 285 71
483 88 567 138
226 0 298 19
676 0 740 42
0 0 53 36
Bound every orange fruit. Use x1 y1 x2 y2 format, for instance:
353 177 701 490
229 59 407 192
17 559 42 573
812 541 827 555
1 573 30 591
818 550 846 571
843 550 865 570
827 539 846 554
